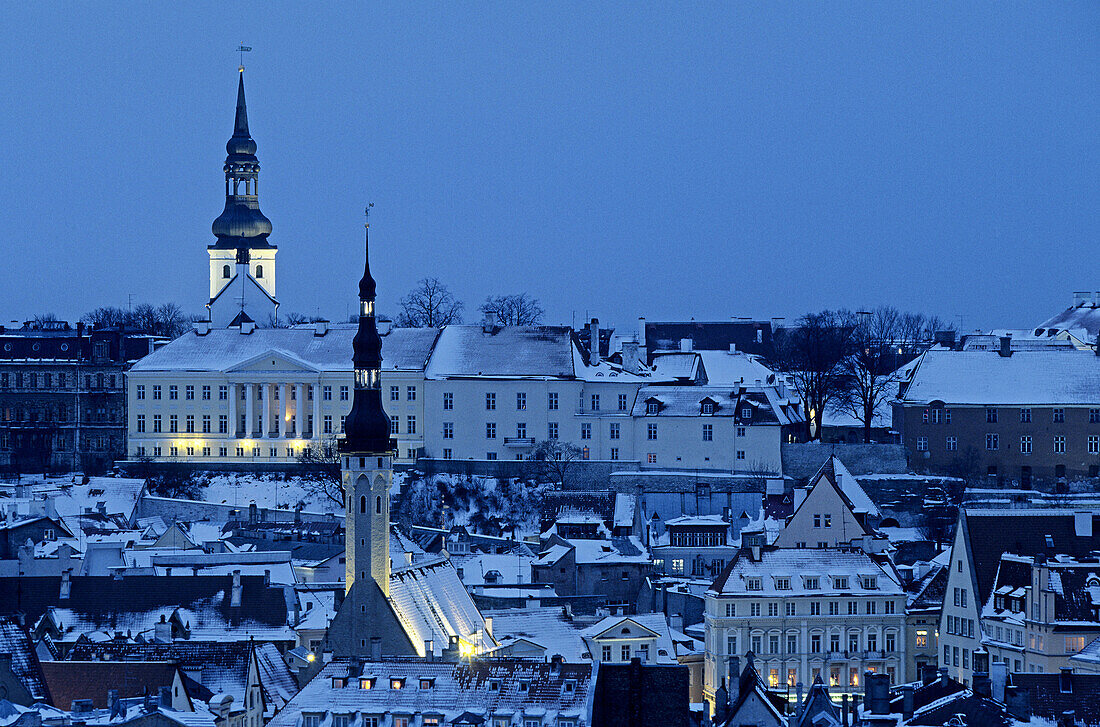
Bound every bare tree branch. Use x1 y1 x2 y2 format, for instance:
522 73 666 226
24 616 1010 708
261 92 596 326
397 278 464 327
480 293 545 326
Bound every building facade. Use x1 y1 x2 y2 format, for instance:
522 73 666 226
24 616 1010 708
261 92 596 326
895 348 1100 485
0 322 158 473
704 546 906 712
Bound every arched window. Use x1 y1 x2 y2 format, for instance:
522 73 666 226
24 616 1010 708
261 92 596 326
360 496 366 514
255 265 263 279
376 496 382 514
223 265 231 278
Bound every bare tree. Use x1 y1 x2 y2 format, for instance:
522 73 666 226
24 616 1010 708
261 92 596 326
31 312 59 327
397 278 464 328
82 306 128 329
155 303 188 338
480 293 545 326
525 440 583 487
768 310 854 441
297 439 345 508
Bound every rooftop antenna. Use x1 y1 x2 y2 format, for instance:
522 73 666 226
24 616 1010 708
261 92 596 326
237 43 252 71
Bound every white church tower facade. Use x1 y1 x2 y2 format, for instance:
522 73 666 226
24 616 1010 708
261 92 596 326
207 68 278 327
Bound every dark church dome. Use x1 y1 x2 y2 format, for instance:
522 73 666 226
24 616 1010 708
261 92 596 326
212 202 272 239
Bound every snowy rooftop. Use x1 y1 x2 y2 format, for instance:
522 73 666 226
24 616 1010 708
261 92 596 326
266 659 594 727
900 348 1100 405
425 325 582 380
129 326 439 373
631 385 800 425
483 607 591 661
388 556 493 655
710 548 902 596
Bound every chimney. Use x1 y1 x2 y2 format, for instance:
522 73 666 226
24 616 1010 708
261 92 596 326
795 681 803 713
972 671 992 699
588 319 600 366
60 569 72 600
1074 291 1090 307
550 654 564 673
637 317 646 351
154 614 172 642
240 320 256 335
939 666 949 687
990 661 1008 702
1075 511 1093 538
248 502 258 524
900 684 914 720
376 318 392 335
998 335 1012 357
679 337 692 352
193 321 211 336
322 650 333 664
669 613 683 634
425 640 434 661
867 672 890 714
622 340 641 374
107 690 119 713
313 320 329 337
728 343 737 354
159 686 172 708
841 694 849 727
231 570 242 607
730 655 740 679
370 636 382 661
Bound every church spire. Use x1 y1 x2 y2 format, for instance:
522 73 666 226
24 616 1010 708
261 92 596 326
233 69 250 140
211 69 272 246
341 207 391 454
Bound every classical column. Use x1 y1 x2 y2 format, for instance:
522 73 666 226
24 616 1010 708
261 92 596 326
278 383 288 437
245 383 255 438
265 383 274 437
228 383 237 437
294 383 304 438
313 381 322 439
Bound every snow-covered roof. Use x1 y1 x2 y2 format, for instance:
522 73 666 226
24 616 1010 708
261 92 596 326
630 385 800 425
810 456 881 518
695 350 779 387
424 325 581 380
483 607 590 661
612 494 637 529
649 353 700 380
266 659 594 727
388 557 493 655
710 548 902 596
452 552 534 587
130 326 439 373
900 349 1100 405
580 613 678 663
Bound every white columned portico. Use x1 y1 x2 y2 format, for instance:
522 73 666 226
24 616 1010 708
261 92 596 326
278 383 288 437
312 381 321 439
245 383 255 438
265 383 274 437
294 383 304 437
228 382 237 437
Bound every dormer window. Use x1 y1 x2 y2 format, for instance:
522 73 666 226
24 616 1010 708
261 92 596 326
861 576 878 590
646 400 660 415
489 680 500 691
564 679 576 693
804 576 820 590
419 678 435 689
833 576 849 590
519 680 530 692
331 678 346 689
746 577 762 591
700 399 716 415
359 678 374 690
741 407 752 419
390 678 404 690
775 577 791 590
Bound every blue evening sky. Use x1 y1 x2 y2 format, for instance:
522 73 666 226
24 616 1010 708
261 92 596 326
0 3 1096 332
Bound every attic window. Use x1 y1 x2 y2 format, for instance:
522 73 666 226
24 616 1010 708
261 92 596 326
741 407 751 419
701 401 714 415
390 678 405 690
519 680 530 692
419 678 435 689
564 680 576 693
331 678 346 689
489 680 500 691
746 577 762 591
862 576 877 590
1045 535 1054 548
621 627 631 635
359 678 374 690
834 576 849 590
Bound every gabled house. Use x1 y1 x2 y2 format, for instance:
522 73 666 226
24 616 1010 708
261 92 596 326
0 616 47 705
773 456 886 553
713 653 786 727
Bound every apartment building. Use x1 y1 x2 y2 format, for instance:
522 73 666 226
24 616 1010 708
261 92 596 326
895 347 1100 485
703 546 906 712
939 508 1100 685
0 322 159 473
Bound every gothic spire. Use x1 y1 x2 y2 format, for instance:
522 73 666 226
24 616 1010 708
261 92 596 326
211 69 272 247
233 70 250 139
341 209 391 454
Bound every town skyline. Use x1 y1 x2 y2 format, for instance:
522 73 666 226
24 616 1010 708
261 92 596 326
1 3 1096 331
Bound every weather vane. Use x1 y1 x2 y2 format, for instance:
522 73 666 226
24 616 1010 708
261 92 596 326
365 202 374 228
237 43 252 71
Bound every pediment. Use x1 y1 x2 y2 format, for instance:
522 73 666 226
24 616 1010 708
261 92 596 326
594 617 660 641
228 349 319 373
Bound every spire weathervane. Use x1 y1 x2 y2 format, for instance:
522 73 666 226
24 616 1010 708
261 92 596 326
365 202 374 229
237 43 252 72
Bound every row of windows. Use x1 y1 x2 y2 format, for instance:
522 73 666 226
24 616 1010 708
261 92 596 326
725 630 899 657
923 407 1099 424
438 421 748 442
721 597 898 616
1 372 118 390
136 444 307 458
916 434 1100 454
743 574 882 592
137 384 339 401
450 391 633 413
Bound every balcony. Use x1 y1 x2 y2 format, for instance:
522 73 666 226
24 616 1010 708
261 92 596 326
503 437 535 448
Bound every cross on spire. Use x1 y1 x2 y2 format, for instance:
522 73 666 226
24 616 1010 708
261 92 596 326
237 43 252 71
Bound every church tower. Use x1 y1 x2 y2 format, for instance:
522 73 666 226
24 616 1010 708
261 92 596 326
207 68 278 326
340 210 393 597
